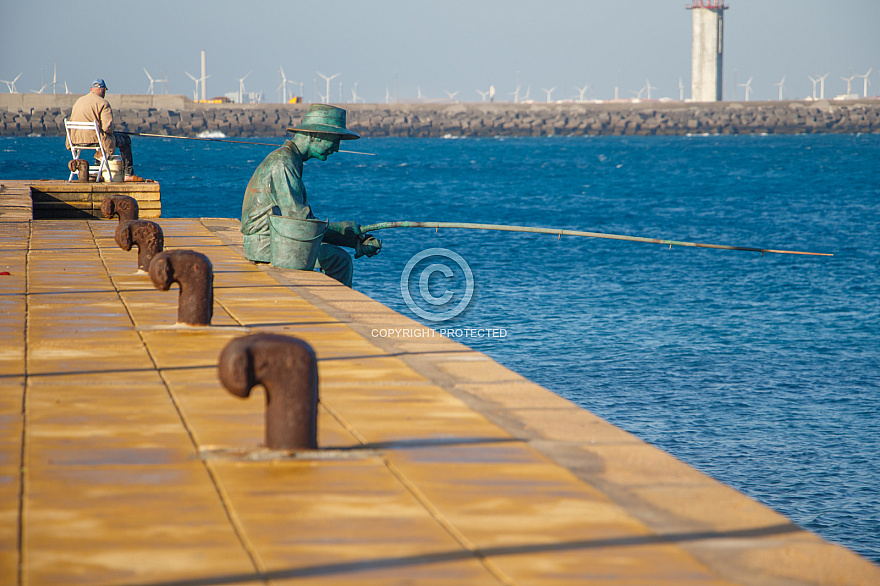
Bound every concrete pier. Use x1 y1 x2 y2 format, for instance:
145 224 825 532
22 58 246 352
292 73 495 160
1 183 879 584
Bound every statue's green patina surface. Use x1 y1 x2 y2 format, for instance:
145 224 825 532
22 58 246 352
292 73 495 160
240 104 381 287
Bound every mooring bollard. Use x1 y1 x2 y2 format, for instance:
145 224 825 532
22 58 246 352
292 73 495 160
68 159 90 183
218 333 319 451
149 250 213 326
115 220 164 272
101 195 139 223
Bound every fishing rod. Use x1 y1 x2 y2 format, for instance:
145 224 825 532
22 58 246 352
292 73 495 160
117 131 375 155
358 221 833 257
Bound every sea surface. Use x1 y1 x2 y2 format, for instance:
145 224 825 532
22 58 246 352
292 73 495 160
3 133 879 563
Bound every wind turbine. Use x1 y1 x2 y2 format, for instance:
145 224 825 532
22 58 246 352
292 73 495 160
808 75 818 100
350 82 363 104
476 88 490 101
144 68 157 94
541 86 556 103
444 90 460 102
679 77 684 101
237 71 251 104
644 79 658 100
841 74 856 98
278 67 298 103
774 75 785 100
29 84 49 94
185 72 200 100
278 66 289 103
509 84 521 103
316 71 339 104
856 67 873 97
574 84 588 102
0 73 22 93
739 76 754 101
816 72 830 99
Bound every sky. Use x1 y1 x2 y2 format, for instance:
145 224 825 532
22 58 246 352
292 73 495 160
2 0 878 104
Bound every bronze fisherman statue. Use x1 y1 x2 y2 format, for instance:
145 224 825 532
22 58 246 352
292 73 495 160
240 104 381 287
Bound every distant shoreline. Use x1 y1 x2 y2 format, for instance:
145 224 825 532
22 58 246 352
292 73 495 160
2 94 878 137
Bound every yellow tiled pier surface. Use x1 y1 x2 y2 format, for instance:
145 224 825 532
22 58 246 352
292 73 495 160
1 216 878 585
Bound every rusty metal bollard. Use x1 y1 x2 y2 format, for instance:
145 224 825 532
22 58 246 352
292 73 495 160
101 195 139 223
115 220 164 272
68 159 90 182
149 250 213 326
218 333 319 450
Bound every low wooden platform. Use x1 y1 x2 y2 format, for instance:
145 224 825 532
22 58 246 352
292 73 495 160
0 179 160 220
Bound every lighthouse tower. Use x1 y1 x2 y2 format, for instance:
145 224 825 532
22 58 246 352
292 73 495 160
688 0 728 102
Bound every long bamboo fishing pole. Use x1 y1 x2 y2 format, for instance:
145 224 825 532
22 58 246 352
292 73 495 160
358 221 832 257
117 130 375 155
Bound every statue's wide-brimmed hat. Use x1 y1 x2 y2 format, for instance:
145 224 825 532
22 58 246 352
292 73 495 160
287 104 360 140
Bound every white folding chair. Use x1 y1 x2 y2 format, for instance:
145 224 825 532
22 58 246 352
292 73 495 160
64 118 111 182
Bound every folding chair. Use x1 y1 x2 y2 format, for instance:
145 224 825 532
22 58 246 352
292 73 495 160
64 118 111 182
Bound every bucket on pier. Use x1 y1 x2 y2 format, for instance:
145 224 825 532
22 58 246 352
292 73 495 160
102 156 125 182
268 214 327 271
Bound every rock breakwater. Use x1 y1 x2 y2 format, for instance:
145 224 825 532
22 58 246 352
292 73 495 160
2 95 878 138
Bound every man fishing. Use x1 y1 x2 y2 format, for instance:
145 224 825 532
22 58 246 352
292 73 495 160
240 104 381 287
67 79 143 181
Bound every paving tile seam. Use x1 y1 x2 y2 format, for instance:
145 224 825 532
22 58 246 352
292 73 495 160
14 221 32 586
202 460 269 580
318 399 516 586
88 221 270 582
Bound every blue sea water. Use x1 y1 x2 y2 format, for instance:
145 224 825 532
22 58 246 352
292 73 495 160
3 133 879 563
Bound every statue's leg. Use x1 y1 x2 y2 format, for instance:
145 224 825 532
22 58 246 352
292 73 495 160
316 243 353 287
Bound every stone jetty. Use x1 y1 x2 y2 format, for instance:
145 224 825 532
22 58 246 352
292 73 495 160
1 94 879 138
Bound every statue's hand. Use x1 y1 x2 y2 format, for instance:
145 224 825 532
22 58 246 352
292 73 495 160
324 221 363 248
329 220 361 236
355 235 382 259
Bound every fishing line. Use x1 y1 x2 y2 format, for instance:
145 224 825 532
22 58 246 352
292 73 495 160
117 131 375 155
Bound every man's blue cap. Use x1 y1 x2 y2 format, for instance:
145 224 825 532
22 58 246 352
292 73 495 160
91 79 107 89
